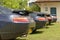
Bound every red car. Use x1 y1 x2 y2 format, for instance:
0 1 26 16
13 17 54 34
45 14 52 24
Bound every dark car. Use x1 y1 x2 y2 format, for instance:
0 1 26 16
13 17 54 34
0 6 31 40
51 14 57 23
29 12 47 31
12 10 36 34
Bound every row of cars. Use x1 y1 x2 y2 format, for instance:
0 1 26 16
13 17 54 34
0 6 57 40
13 10 57 33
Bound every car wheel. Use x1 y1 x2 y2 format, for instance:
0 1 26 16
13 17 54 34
32 28 37 33
49 21 51 25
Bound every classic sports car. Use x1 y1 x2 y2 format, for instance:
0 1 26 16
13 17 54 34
0 6 30 40
51 14 57 23
45 14 52 24
29 12 47 32
12 10 36 34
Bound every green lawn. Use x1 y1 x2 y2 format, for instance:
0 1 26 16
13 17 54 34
27 22 60 40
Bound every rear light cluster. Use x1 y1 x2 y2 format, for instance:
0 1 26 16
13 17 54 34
37 17 46 21
47 17 52 19
13 17 29 23
53 16 57 18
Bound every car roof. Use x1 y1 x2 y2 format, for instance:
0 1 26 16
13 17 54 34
0 6 13 14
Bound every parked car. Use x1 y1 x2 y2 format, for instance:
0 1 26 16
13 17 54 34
45 14 52 24
12 10 36 33
51 14 57 23
29 12 47 32
0 6 31 40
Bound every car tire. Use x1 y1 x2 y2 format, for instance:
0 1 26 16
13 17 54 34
49 21 51 25
32 28 37 33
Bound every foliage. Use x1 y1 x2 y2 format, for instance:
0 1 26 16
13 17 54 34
0 0 40 11
25 6 32 11
0 0 28 9
30 4 40 12
25 3 40 12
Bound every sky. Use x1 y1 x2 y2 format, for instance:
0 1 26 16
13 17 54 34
28 0 36 3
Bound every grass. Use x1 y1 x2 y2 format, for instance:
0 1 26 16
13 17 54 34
27 22 60 40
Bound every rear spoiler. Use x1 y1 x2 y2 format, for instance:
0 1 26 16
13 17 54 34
12 10 33 16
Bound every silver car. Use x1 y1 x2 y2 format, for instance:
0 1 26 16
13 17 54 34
12 10 36 34
29 12 47 32
0 6 32 40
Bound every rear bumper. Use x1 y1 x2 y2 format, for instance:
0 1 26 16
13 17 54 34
0 21 29 39
35 20 47 29
52 18 57 23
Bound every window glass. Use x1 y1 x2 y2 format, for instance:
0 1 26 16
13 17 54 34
37 14 45 17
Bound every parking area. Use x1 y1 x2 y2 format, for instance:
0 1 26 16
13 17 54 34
27 22 60 40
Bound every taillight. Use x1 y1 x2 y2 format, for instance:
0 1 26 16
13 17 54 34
53 16 57 18
13 17 29 23
47 17 51 19
37 17 46 21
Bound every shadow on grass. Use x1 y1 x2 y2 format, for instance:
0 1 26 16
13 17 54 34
45 23 55 29
31 31 44 34
45 27 49 29
47 23 54 26
45 23 54 28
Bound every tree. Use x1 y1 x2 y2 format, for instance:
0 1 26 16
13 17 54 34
0 0 28 9
30 3 40 12
25 3 40 12
19 0 28 9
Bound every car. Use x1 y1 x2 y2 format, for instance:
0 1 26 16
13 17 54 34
0 6 31 40
45 14 52 24
12 10 36 34
29 12 47 32
51 14 57 23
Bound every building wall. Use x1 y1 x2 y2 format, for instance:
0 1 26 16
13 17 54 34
36 2 60 21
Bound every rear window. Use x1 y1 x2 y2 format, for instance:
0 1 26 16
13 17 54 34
46 15 50 17
13 11 29 16
37 14 45 17
19 11 29 16
51 14 56 16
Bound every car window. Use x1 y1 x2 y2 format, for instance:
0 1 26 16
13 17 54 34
46 15 50 17
19 11 26 14
37 14 45 17
51 14 56 16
